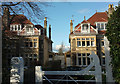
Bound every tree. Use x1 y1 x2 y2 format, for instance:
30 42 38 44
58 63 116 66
58 42 64 55
1 2 50 23
1 2 50 83
105 6 120 83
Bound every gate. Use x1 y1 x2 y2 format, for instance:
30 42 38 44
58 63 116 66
35 52 102 84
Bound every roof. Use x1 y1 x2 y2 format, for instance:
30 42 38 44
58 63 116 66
10 14 33 25
81 20 89 24
35 25 44 29
98 30 106 35
87 12 108 26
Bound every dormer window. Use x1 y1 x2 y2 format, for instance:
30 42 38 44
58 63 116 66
96 22 107 30
82 24 88 30
10 24 21 31
81 23 90 33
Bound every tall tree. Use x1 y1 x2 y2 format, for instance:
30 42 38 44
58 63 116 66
105 6 120 83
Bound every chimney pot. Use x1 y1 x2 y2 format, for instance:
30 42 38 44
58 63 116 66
45 17 47 20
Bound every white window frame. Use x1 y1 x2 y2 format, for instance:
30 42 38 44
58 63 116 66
81 23 90 33
96 22 107 30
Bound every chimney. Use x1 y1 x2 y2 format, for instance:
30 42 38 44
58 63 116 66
3 7 10 30
44 17 47 36
49 24 51 39
108 4 114 17
70 20 73 33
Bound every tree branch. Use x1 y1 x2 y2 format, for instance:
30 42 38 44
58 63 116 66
1 2 21 6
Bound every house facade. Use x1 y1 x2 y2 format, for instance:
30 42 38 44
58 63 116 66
2 7 54 67
69 4 114 67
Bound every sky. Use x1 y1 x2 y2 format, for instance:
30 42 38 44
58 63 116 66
32 2 118 52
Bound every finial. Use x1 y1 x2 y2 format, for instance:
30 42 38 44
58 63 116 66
70 20 72 23
84 16 86 20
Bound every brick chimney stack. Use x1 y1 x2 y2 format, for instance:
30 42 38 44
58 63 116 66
49 24 51 39
3 7 10 30
44 17 47 36
70 20 73 33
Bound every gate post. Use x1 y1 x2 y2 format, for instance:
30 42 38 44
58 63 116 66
90 52 102 84
35 66 43 84
10 57 24 83
104 36 114 83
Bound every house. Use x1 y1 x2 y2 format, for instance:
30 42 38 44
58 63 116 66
69 4 114 67
2 7 54 67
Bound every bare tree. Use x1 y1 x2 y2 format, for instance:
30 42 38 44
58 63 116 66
1 2 51 23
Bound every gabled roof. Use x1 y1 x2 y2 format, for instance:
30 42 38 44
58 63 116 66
10 14 33 25
87 12 108 26
81 20 89 24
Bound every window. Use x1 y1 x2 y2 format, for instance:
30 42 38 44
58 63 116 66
77 41 81 47
34 39 37 41
87 41 90 46
77 38 80 40
83 58 86 65
78 53 81 56
105 23 107 29
15 25 17 30
97 23 107 30
30 54 32 58
18 25 20 30
41 29 43 35
101 41 104 46
26 28 29 32
82 41 85 46
49 55 53 58
91 38 94 40
25 42 29 47
87 53 90 56
82 24 88 30
82 53 85 56
97 23 100 29
86 38 90 40
34 42 37 48
102 58 105 65
101 23 104 29
30 42 32 47
79 58 81 65
34 54 37 58
91 41 94 46
30 28 33 32
82 38 85 40
87 58 90 65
